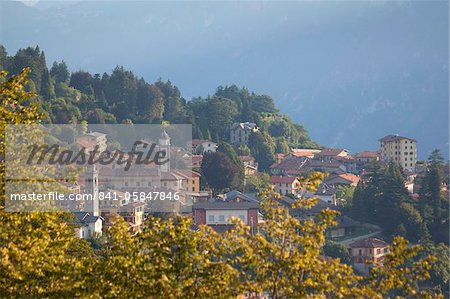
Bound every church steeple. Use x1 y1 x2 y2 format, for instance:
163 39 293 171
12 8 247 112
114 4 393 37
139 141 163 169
158 130 171 173
84 165 99 216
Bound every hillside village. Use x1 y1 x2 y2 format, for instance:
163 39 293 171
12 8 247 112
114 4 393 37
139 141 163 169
68 121 446 276
1 44 448 296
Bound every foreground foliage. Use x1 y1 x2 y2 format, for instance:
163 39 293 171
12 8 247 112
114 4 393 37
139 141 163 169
0 70 444 298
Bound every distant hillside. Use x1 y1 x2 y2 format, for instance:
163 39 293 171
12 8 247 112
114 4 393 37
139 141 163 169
0 45 319 170
1 0 448 158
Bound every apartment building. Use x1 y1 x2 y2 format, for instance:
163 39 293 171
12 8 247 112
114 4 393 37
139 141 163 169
379 134 417 171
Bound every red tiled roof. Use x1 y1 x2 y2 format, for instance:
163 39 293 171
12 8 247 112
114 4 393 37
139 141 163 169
271 156 308 170
337 173 360 184
317 148 347 157
355 151 379 158
173 169 201 178
349 238 388 248
290 149 321 157
269 176 298 184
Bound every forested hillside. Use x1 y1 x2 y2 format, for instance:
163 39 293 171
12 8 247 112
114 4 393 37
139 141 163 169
0 45 318 152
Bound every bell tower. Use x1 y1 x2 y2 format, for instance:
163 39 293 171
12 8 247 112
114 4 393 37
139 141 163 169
158 130 171 173
84 164 99 216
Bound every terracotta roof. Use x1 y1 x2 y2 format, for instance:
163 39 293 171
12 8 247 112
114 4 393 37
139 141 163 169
379 134 416 142
290 149 321 157
317 148 347 157
270 156 308 170
337 173 360 184
269 176 298 184
355 151 379 158
349 238 388 248
173 169 201 178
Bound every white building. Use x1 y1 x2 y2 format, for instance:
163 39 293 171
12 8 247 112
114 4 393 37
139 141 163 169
73 212 103 239
269 176 300 196
230 122 259 145
379 134 417 171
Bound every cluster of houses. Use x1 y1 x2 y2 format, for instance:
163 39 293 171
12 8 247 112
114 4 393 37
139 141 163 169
66 127 426 275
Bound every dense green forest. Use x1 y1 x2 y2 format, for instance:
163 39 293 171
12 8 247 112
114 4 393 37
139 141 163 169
0 45 318 154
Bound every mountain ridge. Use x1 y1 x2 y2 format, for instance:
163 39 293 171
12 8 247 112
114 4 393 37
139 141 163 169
1 0 448 159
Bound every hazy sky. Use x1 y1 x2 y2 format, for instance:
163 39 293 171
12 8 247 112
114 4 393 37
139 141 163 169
2 0 449 158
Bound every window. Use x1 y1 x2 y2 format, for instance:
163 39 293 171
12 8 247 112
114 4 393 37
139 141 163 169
410 146 413 149
404 152 408 155
377 249 381 254
410 152 413 155
208 215 215 222
359 249 362 256
124 182 128 187
148 182 151 186
369 249 372 254
405 146 408 149
239 215 246 221
219 215 225 222
405 158 408 161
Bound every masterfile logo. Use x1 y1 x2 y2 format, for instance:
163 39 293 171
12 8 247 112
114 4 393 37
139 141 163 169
5 124 192 213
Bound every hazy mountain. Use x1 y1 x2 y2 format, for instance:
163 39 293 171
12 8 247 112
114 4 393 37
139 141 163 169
1 0 448 159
